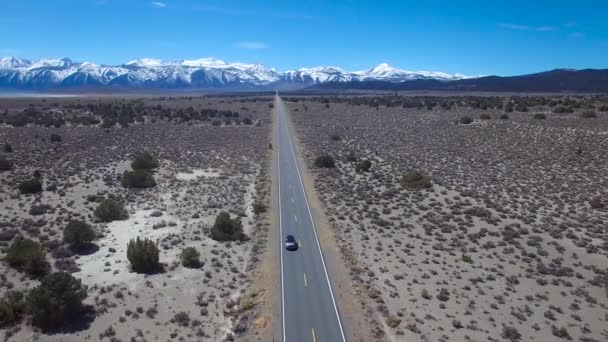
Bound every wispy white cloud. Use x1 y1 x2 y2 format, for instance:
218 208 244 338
234 41 268 49
152 1 166 8
194 6 321 20
499 23 558 32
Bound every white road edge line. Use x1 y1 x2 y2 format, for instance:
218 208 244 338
277 98 286 342
279 96 348 342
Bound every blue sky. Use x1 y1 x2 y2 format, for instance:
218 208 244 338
1 0 607 75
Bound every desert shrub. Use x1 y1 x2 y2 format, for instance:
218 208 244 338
131 151 159 171
101 117 116 128
598 105 608 112
461 255 473 264
580 110 597 118
173 311 190 327
501 325 521 341
180 247 201 268
532 113 546 120
479 113 492 120
314 154 335 168
515 103 528 112
553 106 573 113
400 171 432 190
18 178 43 194
242 117 252 125
6 238 48 277
50 134 62 142
355 160 372 172
26 272 87 331
0 156 13 171
127 237 160 273
211 211 245 241
0 291 25 327
121 170 156 188
504 102 514 112
63 220 95 249
345 151 357 162
94 198 128 222
330 134 341 141
459 116 473 124
3 143 12 153
252 202 267 215
589 197 603 209
499 114 510 120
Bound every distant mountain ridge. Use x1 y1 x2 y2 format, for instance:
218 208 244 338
311 69 608 93
0 56 473 90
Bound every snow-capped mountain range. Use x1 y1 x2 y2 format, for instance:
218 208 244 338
0 56 474 90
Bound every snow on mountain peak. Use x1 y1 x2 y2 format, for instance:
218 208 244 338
0 56 472 88
126 58 165 68
0 56 31 69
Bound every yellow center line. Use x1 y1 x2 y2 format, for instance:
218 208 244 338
304 273 308 287
312 328 317 342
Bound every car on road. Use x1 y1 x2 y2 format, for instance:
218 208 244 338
285 235 298 251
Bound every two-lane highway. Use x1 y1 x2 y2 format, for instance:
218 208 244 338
275 95 347 342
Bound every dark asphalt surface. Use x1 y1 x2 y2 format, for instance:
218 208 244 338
276 95 347 342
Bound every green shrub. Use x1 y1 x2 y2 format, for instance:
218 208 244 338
0 291 25 327
94 198 128 222
0 156 12 171
127 237 160 273
131 151 159 171
63 220 95 249
459 116 473 124
5 238 48 277
50 134 62 142
461 255 474 264
180 247 201 268
355 160 372 172
18 178 42 194
121 169 156 188
314 154 335 168
26 272 87 331
580 110 597 118
252 202 267 215
532 113 546 120
211 211 245 241
400 171 432 190
479 113 492 120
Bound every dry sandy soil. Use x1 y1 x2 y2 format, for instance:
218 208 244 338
0 95 273 341
286 95 608 342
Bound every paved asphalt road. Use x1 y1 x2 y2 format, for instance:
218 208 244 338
275 95 347 342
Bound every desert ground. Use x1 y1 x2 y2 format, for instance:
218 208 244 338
0 95 273 341
285 94 608 342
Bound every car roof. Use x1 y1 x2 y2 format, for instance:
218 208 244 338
286 234 295 239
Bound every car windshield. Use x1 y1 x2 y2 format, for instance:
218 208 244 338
286 236 295 242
